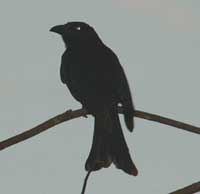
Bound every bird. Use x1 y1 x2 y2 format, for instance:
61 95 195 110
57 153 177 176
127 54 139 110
50 22 138 176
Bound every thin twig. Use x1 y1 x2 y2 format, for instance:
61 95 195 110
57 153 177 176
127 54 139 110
81 170 92 194
0 108 199 151
169 181 200 194
132 110 200 135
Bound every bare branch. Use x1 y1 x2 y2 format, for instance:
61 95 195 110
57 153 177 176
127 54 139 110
0 109 86 151
169 181 200 194
131 109 200 135
0 108 199 151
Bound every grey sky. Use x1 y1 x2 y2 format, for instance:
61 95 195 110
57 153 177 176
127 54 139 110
0 0 199 193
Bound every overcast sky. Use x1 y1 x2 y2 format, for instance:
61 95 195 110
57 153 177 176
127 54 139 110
0 0 199 193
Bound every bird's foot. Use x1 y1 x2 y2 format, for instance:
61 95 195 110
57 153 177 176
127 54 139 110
81 106 89 118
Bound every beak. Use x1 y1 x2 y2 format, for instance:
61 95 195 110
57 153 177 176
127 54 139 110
50 25 64 35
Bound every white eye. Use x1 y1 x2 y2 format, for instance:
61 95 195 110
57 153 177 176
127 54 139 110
76 26 81 30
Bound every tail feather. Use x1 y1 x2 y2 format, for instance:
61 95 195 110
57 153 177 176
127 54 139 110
85 107 138 176
110 108 138 176
85 111 112 171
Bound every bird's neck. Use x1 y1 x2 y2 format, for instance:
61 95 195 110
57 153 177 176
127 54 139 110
66 41 102 52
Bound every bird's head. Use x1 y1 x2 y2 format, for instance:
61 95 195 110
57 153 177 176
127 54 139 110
50 22 101 47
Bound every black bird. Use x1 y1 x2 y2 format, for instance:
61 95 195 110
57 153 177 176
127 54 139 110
50 22 138 176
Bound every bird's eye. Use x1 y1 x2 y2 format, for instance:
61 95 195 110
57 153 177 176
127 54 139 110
76 26 81 31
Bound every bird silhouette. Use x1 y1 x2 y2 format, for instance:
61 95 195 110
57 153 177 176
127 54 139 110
50 22 138 176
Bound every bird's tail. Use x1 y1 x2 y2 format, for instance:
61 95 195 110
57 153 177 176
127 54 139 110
85 107 138 176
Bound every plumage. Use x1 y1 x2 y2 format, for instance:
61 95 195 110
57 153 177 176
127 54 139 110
50 22 138 176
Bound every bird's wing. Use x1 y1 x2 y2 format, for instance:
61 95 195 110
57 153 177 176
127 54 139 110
105 47 135 131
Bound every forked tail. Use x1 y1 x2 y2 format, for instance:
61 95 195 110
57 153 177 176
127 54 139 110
85 107 138 176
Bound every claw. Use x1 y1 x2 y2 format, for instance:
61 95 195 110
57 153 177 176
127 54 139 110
83 114 88 118
82 106 89 118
